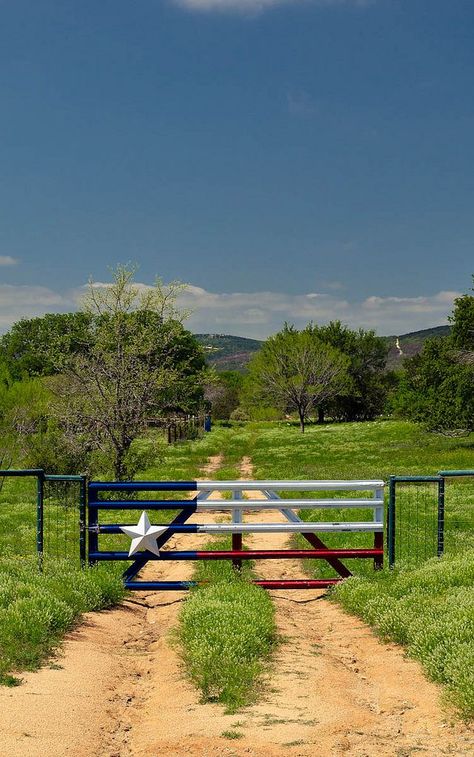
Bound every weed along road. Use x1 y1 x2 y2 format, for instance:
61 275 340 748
0 457 473 756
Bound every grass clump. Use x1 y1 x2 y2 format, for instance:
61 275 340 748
178 538 276 712
179 580 276 711
333 551 474 719
0 556 125 684
221 730 243 739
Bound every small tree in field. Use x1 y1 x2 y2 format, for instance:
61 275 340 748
247 326 349 432
55 265 206 479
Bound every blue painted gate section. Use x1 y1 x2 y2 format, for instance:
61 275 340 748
88 480 200 590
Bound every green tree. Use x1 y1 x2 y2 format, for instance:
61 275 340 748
52 266 206 479
309 321 388 423
247 326 349 433
0 312 92 380
395 279 474 435
204 371 243 420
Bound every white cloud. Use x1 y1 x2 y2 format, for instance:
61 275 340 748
0 285 74 330
0 256 19 266
173 0 373 14
0 281 460 339
179 286 459 338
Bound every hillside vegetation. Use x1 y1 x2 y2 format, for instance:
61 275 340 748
196 326 452 373
194 334 263 371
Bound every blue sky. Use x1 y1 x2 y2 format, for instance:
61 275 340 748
0 0 472 337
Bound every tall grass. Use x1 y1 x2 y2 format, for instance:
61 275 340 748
0 556 124 684
333 553 474 719
177 538 277 712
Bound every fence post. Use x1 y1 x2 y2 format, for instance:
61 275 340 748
79 476 87 567
437 475 445 558
388 476 396 568
36 471 44 569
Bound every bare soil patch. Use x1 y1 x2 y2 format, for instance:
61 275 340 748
200 453 224 477
0 457 473 756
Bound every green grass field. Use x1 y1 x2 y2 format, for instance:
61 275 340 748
1 419 473 717
211 419 474 718
0 427 240 684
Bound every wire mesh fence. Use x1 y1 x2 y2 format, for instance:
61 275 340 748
389 472 474 567
149 415 205 444
42 475 86 565
388 477 442 567
0 470 40 557
439 472 474 557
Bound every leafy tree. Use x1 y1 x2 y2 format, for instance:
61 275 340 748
246 326 349 432
309 321 388 422
0 377 66 469
50 266 206 479
204 371 243 420
394 338 474 434
0 312 92 380
451 281 474 357
395 280 474 435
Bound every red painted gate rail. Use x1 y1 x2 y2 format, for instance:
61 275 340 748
87 479 385 590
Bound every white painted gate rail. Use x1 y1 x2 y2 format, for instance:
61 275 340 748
88 479 385 589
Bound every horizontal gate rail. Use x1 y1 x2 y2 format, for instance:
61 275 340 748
197 480 384 491
88 478 385 589
125 579 343 591
94 522 383 534
438 469 474 476
89 548 384 561
89 497 383 511
89 481 196 492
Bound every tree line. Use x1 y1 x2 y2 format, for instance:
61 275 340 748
394 278 474 436
207 323 391 432
204 276 474 437
1 266 472 478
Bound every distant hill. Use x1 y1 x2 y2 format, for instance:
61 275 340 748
194 334 263 371
195 326 452 373
384 325 452 370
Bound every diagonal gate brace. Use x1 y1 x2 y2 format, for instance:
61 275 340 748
264 491 352 578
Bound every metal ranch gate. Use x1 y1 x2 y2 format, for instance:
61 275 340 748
87 478 385 590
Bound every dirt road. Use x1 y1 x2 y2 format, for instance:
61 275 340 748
0 458 473 756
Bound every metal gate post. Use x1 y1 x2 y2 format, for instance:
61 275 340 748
232 488 243 571
36 471 44 568
374 486 384 569
437 476 445 558
88 482 98 566
387 476 396 568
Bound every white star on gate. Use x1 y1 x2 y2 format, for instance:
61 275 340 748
120 511 168 557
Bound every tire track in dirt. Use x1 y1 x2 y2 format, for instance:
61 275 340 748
1 455 473 756
0 453 227 757
235 458 474 756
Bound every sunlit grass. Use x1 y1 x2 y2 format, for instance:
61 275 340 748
2 418 473 719
333 552 474 719
177 537 276 712
0 426 240 683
